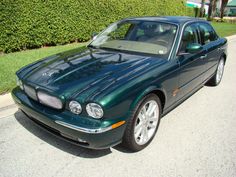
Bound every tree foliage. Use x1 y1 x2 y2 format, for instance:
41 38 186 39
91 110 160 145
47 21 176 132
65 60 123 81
0 0 194 53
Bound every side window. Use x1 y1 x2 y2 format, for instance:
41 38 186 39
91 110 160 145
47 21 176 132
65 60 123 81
199 23 218 45
179 24 198 53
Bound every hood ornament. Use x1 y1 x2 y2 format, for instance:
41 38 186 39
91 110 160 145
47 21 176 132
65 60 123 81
42 70 56 77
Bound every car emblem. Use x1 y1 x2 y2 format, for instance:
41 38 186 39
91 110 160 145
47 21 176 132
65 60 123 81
42 71 56 77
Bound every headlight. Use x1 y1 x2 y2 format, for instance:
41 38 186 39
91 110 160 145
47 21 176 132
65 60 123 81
16 76 23 90
37 91 63 109
86 103 104 119
69 101 82 114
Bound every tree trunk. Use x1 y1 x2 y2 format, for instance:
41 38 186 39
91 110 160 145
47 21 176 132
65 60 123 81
220 0 229 19
207 0 214 20
212 0 217 17
200 0 205 17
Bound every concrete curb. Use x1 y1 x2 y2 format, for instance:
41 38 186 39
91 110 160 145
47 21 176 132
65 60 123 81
0 93 15 111
0 34 236 113
226 34 236 40
0 93 17 118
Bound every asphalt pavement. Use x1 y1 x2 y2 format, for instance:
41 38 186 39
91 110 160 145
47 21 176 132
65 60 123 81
0 37 236 177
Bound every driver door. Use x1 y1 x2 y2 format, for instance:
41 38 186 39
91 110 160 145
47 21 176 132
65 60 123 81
176 23 207 100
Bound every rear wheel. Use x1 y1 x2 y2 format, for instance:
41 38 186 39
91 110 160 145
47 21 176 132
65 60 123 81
122 94 161 152
207 57 225 86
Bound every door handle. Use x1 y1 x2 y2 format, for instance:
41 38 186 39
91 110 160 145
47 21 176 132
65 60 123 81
200 54 207 59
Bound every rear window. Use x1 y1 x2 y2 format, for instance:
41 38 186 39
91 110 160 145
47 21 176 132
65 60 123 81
198 23 218 45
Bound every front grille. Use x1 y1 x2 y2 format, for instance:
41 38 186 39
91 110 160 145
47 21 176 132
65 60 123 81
24 84 38 101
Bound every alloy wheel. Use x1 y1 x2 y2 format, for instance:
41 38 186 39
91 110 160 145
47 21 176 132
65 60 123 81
134 100 159 145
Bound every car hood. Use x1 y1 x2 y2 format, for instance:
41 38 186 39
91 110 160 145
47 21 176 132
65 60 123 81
18 47 167 103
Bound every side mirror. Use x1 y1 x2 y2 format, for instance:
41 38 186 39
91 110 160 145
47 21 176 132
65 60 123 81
91 32 98 40
186 43 203 54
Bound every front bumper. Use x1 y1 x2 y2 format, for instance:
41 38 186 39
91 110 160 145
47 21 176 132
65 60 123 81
12 87 126 149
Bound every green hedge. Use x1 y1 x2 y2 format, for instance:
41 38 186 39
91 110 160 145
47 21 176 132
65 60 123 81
0 0 194 53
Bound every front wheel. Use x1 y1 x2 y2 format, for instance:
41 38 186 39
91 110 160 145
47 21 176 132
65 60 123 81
207 57 225 86
122 94 161 152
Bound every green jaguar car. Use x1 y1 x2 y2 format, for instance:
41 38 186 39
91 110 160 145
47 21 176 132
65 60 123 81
12 16 227 151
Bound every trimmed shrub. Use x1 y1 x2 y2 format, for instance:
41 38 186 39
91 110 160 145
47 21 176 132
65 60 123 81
0 0 194 53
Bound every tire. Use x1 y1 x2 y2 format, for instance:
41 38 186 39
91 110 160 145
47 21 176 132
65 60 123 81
207 57 225 86
121 93 161 152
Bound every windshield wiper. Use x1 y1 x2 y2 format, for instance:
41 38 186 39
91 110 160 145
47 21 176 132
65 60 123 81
87 44 99 49
99 47 124 53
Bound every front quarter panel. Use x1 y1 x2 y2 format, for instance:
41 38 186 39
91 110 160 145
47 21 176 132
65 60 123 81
97 59 179 121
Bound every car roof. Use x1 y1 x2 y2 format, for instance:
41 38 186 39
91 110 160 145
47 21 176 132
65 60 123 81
123 16 206 25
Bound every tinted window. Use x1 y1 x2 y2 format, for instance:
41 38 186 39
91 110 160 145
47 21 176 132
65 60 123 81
179 24 199 53
199 23 218 45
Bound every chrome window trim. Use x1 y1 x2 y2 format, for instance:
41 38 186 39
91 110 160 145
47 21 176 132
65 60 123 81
167 23 180 60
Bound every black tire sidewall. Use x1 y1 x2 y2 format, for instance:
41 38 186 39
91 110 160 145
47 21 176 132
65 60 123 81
215 58 225 85
207 57 225 86
122 93 162 151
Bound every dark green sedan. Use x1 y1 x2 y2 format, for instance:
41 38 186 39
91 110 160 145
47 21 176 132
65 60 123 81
12 16 227 151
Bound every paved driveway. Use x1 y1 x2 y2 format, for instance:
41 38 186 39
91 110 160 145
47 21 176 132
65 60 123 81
1 38 236 177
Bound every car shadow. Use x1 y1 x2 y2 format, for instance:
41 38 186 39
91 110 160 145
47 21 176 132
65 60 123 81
14 110 113 158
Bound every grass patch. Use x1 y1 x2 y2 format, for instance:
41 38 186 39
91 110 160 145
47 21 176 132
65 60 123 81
0 42 87 94
211 22 236 37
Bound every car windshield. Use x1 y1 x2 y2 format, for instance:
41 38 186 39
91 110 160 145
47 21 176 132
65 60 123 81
89 20 178 58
